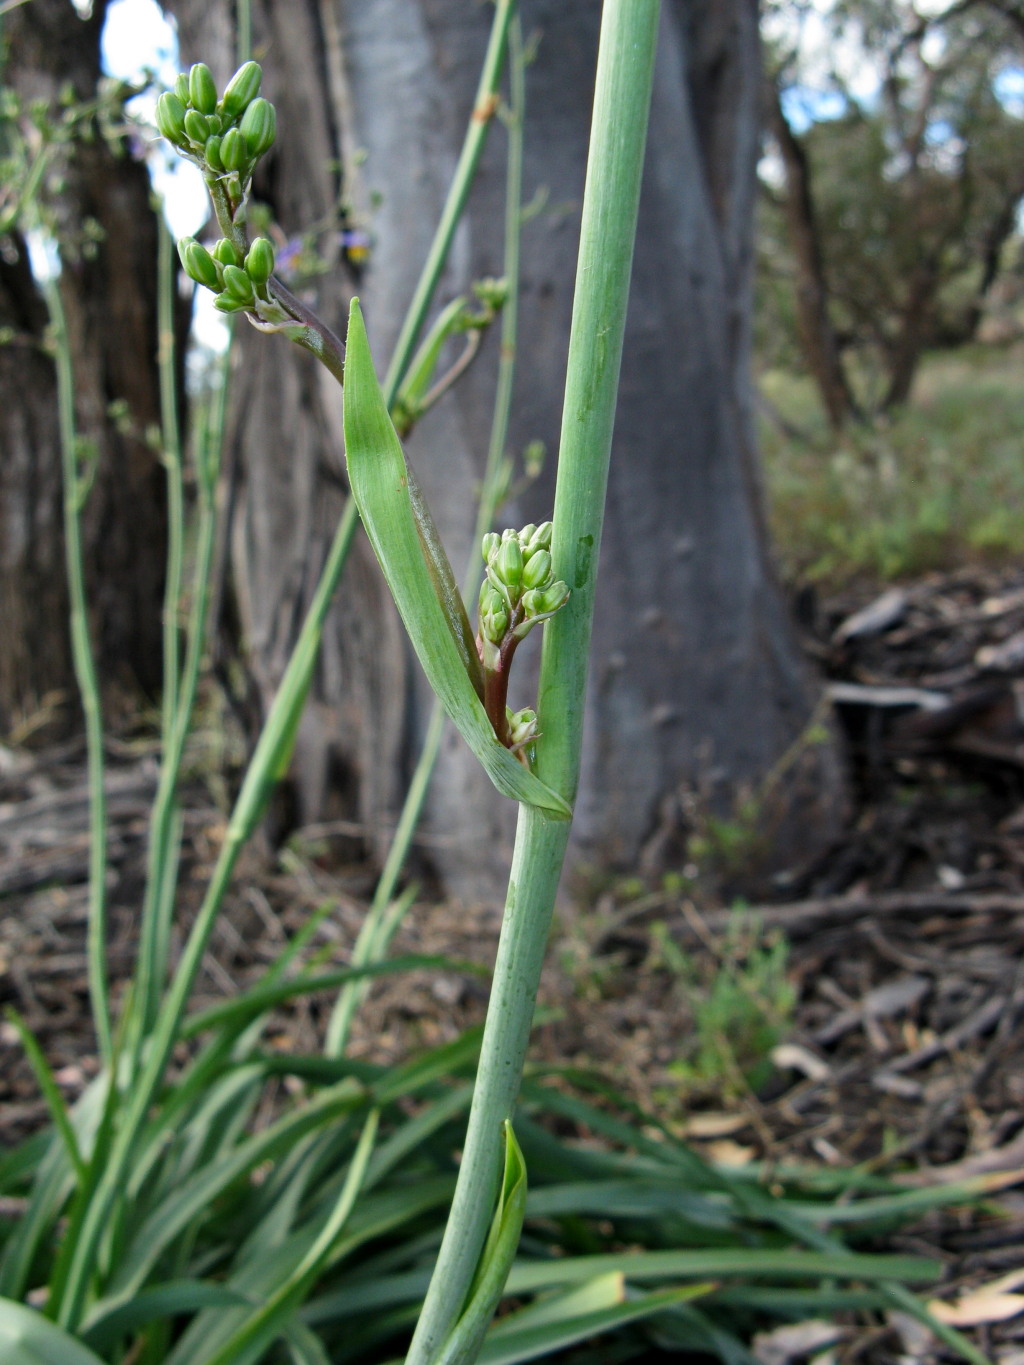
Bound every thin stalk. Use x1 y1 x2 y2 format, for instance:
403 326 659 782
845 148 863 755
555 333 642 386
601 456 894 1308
383 0 515 400
56 515 346 1327
43 268 112 1069
325 14 529 1059
158 216 184 734
132 216 187 1048
236 0 252 66
406 5 661 1360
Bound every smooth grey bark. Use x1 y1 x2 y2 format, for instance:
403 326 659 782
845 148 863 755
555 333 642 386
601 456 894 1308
171 0 845 901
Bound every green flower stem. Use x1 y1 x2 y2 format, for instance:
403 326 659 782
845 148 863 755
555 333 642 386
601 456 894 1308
406 808 569 1365
406 4 661 1360
326 15 529 1059
131 217 188 1050
158 216 184 730
43 269 112 1069
56 467 356 1329
535 1 660 798
383 0 515 400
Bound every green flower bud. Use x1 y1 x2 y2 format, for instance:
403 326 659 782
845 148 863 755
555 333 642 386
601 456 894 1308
525 521 552 554
481 531 501 565
212 238 241 267
221 263 255 303
183 108 210 145
536 580 569 614
239 97 276 157
219 126 247 172
244 237 275 286
220 60 262 120
494 536 523 591
178 238 220 289
517 524 537 550
213 293 252 313
155 91 187 144
521 548 552 591
204 134 224 172
507 707 537 749
174 73 191 105
188 62 218 116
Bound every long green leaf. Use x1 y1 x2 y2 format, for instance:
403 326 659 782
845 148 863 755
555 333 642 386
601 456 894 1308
478 1281 713 1365
434 1120 528 1365
0 1298 106 1365
342 299 569 818
81 1281 252 1355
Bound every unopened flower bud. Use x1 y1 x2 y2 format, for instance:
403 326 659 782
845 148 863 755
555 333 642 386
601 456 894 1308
220 61 262 120
204 134 224 172
244 237 275 286
526 521 552 554
495 536 523 590
216 127 243 172
481 531 501 565
521 549 552 591
240 97 276 158
183 108 210 145
213 293 252 313
221 263 255 303
155 91 187 144
507 707 537 749
174 73 190 105
536 580 569 615
188 63 218 116
178 238 219 289
212 238 241 267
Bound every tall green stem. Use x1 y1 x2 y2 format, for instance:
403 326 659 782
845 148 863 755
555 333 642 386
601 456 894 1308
44 270 112 1069
131 217 187 1050
406 4 661 1360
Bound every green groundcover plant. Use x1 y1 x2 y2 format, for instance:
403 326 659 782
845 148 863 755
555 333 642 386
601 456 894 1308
0 4 1002 1363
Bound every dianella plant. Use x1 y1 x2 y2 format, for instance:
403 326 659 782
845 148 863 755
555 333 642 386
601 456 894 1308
0 3 995 1365
161 3 663 1351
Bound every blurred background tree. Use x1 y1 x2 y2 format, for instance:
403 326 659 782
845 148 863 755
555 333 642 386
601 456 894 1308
760 0 1024 425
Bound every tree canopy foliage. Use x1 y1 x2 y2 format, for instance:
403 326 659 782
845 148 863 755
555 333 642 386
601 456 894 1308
760 0 1024 423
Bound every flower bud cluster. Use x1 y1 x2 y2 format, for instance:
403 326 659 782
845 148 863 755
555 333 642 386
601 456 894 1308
477 522 569 667
176 234 277 314
155 61 276 186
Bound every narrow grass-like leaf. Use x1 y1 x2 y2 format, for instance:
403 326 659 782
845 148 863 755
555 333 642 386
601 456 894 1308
504 1246 940 1294
478 1282 714 1365
342 299 570 818
93 1080 365 1312
434 1120 529 1365
198 1109 380 1365
0 1297 106 1365
182 954 481 1038
81 1281 251 1355
4 1011 85 1185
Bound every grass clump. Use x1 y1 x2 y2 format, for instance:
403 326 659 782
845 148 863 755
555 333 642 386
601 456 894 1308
760 343 1024 585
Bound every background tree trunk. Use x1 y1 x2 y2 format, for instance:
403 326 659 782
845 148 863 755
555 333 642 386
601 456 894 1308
2 0 170 732
767 80 856 429
176 0 848 900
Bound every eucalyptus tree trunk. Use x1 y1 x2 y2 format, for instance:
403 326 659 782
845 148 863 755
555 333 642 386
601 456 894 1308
1 0 170 730
170 0 846 900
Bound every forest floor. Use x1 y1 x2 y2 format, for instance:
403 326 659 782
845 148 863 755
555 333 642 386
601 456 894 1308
2 564 1024 1363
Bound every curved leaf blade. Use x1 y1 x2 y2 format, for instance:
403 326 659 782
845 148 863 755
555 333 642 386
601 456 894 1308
0 1298 106 1365
342 299 570 818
